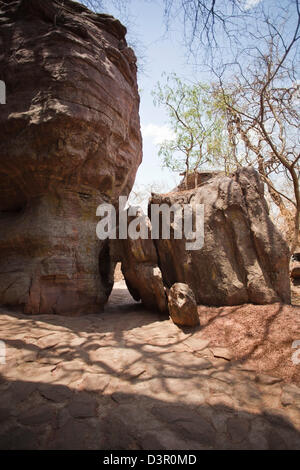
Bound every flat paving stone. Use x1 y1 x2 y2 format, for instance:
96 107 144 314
68 393 97 418
38 383 73 402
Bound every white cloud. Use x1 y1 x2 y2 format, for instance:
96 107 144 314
244 0 262 10
141 123 175 145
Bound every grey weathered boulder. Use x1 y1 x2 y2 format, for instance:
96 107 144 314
150 167 291 306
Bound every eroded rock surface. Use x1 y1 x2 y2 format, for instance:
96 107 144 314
149 167 290 306
0 0 142 314
112 168 290 311
168 283 200 326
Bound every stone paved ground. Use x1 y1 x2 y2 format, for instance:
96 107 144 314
0 281 299 450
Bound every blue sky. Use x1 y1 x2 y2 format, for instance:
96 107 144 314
101 0 201 194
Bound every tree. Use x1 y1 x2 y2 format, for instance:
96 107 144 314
211 5 300 250
78 0 145 66
214 81 299 249
152 74 236 188
80 0 300 246
162 0 264 61
163 1 300 249
129 181 169 211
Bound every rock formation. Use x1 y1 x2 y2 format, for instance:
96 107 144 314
151 167 291 306
168 283 200 326
0 0 142 314
118 168 291 312
0 1 291 317
110 208 168 313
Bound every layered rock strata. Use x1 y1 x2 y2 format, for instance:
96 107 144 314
0 0 142 314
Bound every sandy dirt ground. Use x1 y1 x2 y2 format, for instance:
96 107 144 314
198 302 300 384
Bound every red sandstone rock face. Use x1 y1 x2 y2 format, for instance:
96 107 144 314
0 0 142 314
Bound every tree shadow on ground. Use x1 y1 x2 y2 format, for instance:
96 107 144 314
0 301 298 387
0 375 299 450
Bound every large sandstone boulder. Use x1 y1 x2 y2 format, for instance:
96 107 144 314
0 0 142 314
150 167 291 306
111 167 290 314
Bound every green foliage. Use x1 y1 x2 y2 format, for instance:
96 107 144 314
152 74 236 177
